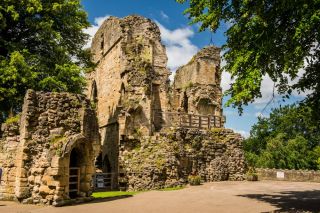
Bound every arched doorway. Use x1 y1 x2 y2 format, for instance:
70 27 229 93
69 148 81 198
103 154 112 173
95 152 103 172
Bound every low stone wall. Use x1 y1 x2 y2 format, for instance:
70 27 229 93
119 128 246 191
256 168 320 182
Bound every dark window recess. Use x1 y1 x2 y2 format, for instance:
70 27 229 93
100 34 104 50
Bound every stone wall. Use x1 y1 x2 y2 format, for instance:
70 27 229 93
119 128 245 191
256 168 320 182
0 121 20 201
0 90 100 205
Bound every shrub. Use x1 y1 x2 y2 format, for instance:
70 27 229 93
188 175 201 185
246 167 258 181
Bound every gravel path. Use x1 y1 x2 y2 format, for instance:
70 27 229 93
1 181 320 213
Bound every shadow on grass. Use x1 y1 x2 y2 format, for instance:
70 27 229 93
238 190 320 212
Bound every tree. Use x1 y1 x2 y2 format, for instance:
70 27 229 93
244 104 320 169
177 0 320 114
0 0 93 119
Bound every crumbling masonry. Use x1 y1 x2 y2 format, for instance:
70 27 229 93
86 15 245 191
0 15 245 204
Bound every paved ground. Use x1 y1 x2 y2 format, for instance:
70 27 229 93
1 181 320 213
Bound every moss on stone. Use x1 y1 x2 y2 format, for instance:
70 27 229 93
50 135 67 157
5 114 20 125
182 81 193 90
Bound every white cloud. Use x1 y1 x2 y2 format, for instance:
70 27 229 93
221 71 233 92
160 11 169 20
253 74 276 106
233 129 250 138
220 51 235 93
83 15 110 49
156 21 198 73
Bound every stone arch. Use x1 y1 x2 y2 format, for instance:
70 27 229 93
60 135 94 199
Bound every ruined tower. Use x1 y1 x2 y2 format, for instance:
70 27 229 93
172 46 224 126
86 15 171 188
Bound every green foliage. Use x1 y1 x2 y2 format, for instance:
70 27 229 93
177 0 320 114
0 0 93 118
188 175 201 185
182 81 193 90
133 127 143 138
158 186 185 191
246 167 258 181
4 114 20 124
244 104 320 170
50 135 66 156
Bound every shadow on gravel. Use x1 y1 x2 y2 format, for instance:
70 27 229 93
54 195 134 207
238 190 320 212
85 195 133 205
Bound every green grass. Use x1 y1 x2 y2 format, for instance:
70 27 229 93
92 191 138 199
92 187 185 199
158 186 185 191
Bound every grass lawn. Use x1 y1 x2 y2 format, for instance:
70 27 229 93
92 186 185 199
92 191 138 199
158 186 185 191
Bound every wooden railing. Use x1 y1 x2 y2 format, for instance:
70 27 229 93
92 173 114 191
153 111 224 130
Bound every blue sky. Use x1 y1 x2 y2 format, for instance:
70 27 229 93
81 0 306 137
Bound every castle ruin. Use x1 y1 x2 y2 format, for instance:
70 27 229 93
0 15 245 205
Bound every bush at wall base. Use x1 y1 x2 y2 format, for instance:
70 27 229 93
246 167 258 181
188 175 201 185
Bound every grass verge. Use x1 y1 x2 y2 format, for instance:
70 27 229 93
92 191 138 199
158 186 185 191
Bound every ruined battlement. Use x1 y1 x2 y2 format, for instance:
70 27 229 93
174 46 221 88
172 46 223 118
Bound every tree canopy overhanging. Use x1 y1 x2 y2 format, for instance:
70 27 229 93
177 0 320 114
0 0 93 119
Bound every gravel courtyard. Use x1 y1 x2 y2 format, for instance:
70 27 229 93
1 181 320 213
